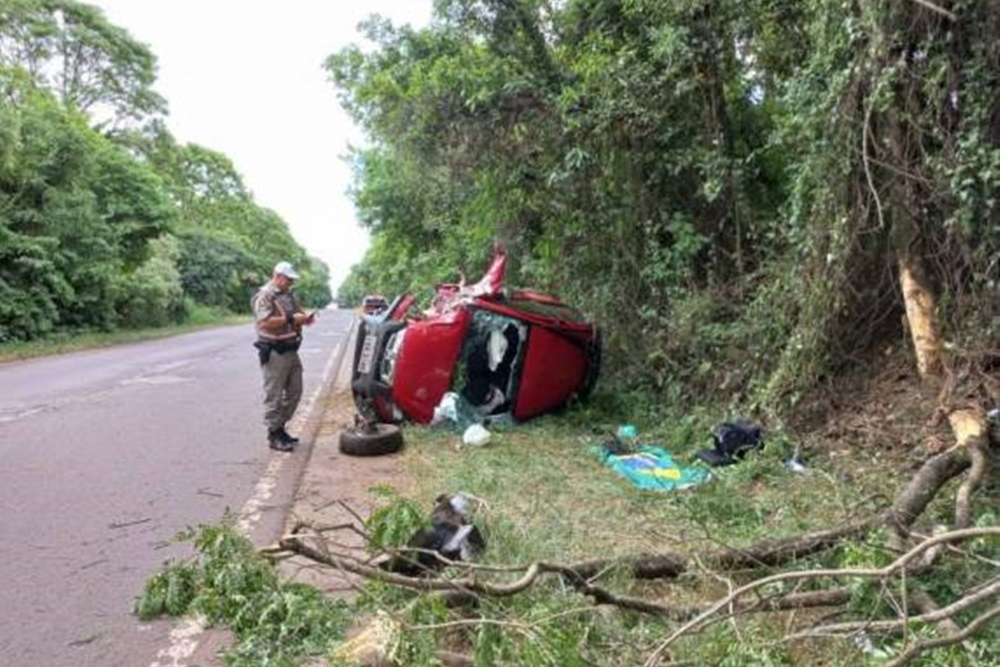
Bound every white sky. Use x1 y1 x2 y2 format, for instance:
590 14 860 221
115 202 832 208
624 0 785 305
91 1 433 291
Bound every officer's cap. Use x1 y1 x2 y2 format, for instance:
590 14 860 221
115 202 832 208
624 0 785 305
274 261 300 280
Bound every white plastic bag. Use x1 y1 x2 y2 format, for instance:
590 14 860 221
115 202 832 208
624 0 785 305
431 392 460 425
462 423 492 447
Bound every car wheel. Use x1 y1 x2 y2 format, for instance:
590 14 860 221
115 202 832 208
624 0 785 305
339 423 404 456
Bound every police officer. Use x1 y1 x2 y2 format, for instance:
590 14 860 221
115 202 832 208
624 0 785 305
252 261 315 451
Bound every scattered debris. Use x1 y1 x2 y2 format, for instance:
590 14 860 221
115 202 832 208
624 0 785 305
461 423 492 447
329 610 400 666
696 418 764 467
782 444 811 475
379 494 486 577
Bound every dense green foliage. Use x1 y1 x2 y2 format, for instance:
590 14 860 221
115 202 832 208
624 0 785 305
331 0 999 415
0 1 331 343
136 523 351 666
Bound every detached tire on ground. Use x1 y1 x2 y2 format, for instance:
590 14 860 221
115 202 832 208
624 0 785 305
339 423 404 456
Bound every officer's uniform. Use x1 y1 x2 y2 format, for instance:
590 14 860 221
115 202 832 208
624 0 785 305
252 281 305 439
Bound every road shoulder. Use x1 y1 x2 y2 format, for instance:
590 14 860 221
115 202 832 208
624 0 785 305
277 319 406 596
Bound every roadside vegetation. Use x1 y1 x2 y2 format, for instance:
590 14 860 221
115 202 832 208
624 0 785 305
0 1 331 348
135 523 352 667
323 1 1000 659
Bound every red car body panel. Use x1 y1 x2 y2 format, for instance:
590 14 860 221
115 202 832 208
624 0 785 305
512 325 588 420
389 309 470 423
351 249 600 425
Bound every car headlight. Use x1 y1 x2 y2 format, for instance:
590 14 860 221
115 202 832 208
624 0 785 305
379 328 406 384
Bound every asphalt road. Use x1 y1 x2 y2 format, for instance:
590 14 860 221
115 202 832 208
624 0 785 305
0 308 355 667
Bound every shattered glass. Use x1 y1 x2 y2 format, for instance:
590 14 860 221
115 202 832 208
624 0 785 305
453 309 526 419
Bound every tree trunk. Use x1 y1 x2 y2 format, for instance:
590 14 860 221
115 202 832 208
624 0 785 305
898 256 944 380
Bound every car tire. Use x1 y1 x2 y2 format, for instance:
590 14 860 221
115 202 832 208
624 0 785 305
339 423 404 456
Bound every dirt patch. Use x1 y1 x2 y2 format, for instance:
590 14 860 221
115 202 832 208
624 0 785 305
790 345 956 482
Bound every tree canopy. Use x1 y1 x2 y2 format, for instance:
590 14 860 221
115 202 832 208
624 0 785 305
0 0 165 126
0 0 331 342
330 0 999 415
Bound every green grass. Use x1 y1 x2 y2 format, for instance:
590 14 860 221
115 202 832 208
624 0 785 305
398 410 874 563
355 400 1000 666
349 404 895 665
0 310 250 363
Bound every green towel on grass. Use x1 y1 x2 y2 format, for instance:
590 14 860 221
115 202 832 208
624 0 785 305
594 445 710 491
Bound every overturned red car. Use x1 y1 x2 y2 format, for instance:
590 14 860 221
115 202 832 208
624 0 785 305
350 249 601 425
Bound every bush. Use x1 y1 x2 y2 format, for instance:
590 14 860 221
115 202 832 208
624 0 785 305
117 235 185 328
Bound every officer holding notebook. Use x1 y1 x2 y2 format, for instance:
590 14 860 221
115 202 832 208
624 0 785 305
251 261 316 451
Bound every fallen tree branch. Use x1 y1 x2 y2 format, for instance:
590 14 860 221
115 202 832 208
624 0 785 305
278 422 994 667
782 578 1000 638
912 529 1000 568
545 562 698 619
569 517 879 581
905 587 962 638
284 527 862 625
710 517 881 570
643 528 1000 666
738 587 853 614
569 552 687 581
884 448 971 540
879 408 992 648
907 0 958 22
280 533 544 595
280 532 699 619
885 603 1000 667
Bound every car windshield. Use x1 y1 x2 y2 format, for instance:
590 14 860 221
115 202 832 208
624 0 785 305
454 309 526 416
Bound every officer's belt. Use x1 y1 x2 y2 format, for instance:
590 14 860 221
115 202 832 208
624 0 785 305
255 337 302 354
253 337 301 364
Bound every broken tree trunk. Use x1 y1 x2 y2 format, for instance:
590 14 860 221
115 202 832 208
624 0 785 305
948 407 990 530
899 256 944 381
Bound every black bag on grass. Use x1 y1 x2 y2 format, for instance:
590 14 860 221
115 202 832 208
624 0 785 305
696 418 764 467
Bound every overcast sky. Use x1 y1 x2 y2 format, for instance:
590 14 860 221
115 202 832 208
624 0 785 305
91 1 432 290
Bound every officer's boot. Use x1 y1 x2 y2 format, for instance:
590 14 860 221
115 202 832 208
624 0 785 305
268 428 294 452
279 426 300 446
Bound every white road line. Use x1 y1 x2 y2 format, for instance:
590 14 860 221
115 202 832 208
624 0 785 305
287 339 342 436
121 375 193 386
0 406 46 423
148 618 203 667
148 339 343 667
236 456 285 533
